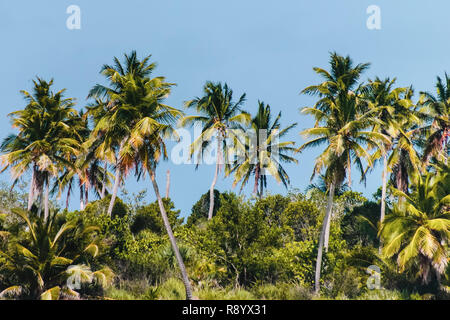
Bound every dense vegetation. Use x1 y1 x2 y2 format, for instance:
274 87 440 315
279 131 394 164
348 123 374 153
0 51 448 300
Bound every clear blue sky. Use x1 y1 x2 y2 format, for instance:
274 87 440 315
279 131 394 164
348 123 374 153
1 1 449 218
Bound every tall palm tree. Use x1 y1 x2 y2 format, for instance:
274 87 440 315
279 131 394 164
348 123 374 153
87 51 171 216
419 74 450 165
380 164 450 287
0 78 81 220
298 53 388 294
362 78 414 249
182 82 249 220
114 66 194 300
228 101 297 198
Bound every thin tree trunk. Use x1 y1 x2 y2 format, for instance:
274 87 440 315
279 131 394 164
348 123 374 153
208 136 222 220
101 161 107 199
165 170 170 199
323 182 335 251
107 165 121 216
84 186 89 207
107 140 125 216
43 181 49 221
379 153 388 254
347 153 352 187
253 165 260 196
315 181 335 294
80 188 85 211
27 169 35 211
150 170 193 300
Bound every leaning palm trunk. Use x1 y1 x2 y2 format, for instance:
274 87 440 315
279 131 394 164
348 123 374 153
165 170 170 199
107 165 121 216
323 182 335 251
315 181 335 294
107 141 125 216
379 153 388 253
208 136 222 220
27 169 36 211
150 170 193 300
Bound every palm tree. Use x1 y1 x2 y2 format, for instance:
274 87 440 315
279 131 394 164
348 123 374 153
0 78 82 220
114 65 194 300
387 92 423 196
182 82 249 220
362 78 414 248
87 51 171 216
298 53 388 294
228 101 297 198
380 165 450 288
0 207 113 299
419 74 450 165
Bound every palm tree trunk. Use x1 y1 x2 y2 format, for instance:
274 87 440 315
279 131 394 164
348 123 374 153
84 187 89 208
165 170 170 199
150 170 193 300
323 182 335 251
347 153 352 187
107 165 121 216
379 153 388 253
253 165 260 196
27 169 36 211
101 161 107 199
315 180 335 294
43 181 49 221
208 136 222 220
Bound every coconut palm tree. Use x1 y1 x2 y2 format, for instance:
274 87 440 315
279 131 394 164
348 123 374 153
228 101 297 198
380 164 450 288
298 53 388 294
0 78 82 220
182 82 249 219
419 74 450 165
362 78 415 250
113 67 194 300
87 51 173 216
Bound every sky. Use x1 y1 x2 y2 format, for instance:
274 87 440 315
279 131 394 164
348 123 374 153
1 1 449 218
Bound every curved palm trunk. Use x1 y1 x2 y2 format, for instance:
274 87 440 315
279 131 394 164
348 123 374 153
315 181 335 294
208 136 222 220
27 169 36 211
150 170 193 300
379 153 388 253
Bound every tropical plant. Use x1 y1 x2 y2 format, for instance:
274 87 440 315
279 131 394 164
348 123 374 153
182 81 249 219
228 101 297 198
0 78 82 220
87 51 169 216
298 53 388 294
362 78 415 250
419 74 450 165
98 53 194 300
380 164 450 289
0 208 113 299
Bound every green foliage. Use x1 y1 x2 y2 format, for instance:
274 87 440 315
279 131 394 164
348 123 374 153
131 198 183 235
0 208 113 300
186 189 221 226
